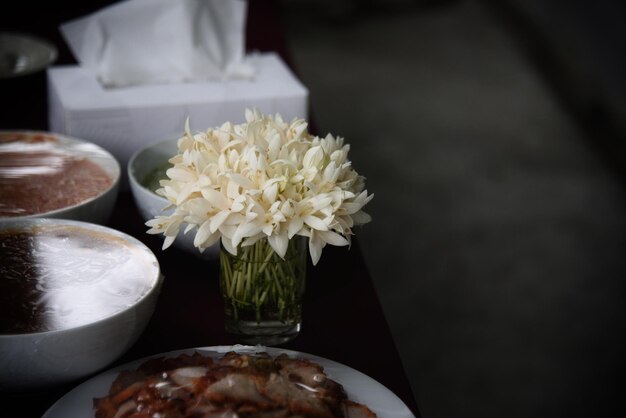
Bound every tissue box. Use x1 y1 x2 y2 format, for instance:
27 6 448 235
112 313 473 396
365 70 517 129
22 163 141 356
48 52 308 188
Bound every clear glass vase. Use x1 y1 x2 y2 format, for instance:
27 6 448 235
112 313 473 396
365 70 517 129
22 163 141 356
219 237 307 345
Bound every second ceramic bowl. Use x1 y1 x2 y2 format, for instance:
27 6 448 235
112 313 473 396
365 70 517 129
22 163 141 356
128 138 219 260
0 131 120 225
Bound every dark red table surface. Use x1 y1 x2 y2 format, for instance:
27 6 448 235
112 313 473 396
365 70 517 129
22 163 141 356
0 1 420 416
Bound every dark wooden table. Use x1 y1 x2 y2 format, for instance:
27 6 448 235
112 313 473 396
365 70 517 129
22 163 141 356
0 1 420 416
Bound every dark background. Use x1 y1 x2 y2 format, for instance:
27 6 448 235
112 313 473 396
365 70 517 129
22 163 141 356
276 0 626 417
2 0 625 417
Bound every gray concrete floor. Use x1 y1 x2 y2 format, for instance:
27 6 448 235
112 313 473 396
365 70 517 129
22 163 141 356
279 1 626 417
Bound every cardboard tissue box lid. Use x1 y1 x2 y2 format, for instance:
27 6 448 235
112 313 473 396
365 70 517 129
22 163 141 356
47 52 309 188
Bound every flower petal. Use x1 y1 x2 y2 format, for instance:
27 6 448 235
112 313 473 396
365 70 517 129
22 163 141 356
193 220 212 247
198 230 220 250
232 222 263 247
262 182 278 205
304 215 328 231
162 235 176 250
287 217 304 239
200 188 229 210
319 230 349 247
268 229 288 258
167 167 195 182
229 173 255 190
303 145 324 169
210 210 230 233
309 231 323 266
221 236 237 256
352 210 372 225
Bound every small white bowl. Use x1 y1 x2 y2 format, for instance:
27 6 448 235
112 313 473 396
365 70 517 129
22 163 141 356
0 32 57 79
128 138 219 260
0 218 162 391
0 131 120 225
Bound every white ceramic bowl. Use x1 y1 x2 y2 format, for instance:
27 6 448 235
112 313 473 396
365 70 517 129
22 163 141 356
128 138 219 260
0 131 120 225
0 218 162 391
0 32 57 79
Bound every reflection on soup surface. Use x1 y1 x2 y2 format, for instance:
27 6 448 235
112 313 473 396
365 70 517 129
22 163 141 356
0 224 159 334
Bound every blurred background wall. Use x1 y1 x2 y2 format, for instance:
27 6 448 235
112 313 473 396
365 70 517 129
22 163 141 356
276 0 626 417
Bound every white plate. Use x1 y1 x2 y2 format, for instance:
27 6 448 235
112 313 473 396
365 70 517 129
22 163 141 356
43 345 415 418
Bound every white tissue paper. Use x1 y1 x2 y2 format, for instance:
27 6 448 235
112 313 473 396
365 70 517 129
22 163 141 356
48 52 309 189
49 0 308 191
60 0 254 88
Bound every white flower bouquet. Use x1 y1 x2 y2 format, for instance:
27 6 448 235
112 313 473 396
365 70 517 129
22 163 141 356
146 109 373 340
146 109 373 266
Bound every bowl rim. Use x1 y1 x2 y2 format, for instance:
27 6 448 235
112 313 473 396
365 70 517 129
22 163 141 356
0 31 58 79
0 218 162 338
0 130 121 221
127 136 178 198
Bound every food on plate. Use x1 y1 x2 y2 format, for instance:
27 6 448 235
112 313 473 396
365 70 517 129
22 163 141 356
0 131 113 217
94 351 377 418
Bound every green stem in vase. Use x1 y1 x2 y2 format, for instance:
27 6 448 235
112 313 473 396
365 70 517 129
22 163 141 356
219 237 305 325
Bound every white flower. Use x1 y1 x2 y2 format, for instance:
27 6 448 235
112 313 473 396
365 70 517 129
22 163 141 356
146 109 373 265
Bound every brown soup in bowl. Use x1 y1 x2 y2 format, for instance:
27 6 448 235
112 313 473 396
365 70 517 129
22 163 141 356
0 131 119 221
